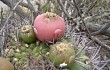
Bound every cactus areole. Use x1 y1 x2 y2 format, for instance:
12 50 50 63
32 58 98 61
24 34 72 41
34 12 65 43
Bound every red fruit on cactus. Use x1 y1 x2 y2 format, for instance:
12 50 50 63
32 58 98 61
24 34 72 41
34 12 65 43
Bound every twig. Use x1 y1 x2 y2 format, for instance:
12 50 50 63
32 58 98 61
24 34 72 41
57 0 71 18
0 0 23 33
36 2 41 11
72 0 110 52
0 8 3 24
88 45 101 64
99 62 108 70
19 2 28 7
19 1 41 14
19 1 37 12
26 0 35 12
1 0 30 19
91 20 110 35
84 12 110 22
84 0 97 15
13 0 23 10
75 40 91 57
92 37 110 51
72 0 98 46
86 22 110 37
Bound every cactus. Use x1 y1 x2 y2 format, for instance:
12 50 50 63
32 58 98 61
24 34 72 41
49 42 75 67
19 25 36 43
34 12 65 43
32 42 49 57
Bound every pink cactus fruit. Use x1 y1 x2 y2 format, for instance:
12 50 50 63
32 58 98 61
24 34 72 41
34 12 65 43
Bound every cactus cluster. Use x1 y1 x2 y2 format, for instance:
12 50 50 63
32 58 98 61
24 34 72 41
5 42 49 69
4 12 91 69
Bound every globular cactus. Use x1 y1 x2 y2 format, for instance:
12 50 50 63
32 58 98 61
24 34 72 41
19 25 36 43
34 12 65 43
49 42 75 67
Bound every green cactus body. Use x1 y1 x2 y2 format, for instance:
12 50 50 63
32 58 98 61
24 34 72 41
20 47 26 52
49 43 75 67
14 53 21 59
32 43 49 57
19 25 36 43
29 43 36 49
